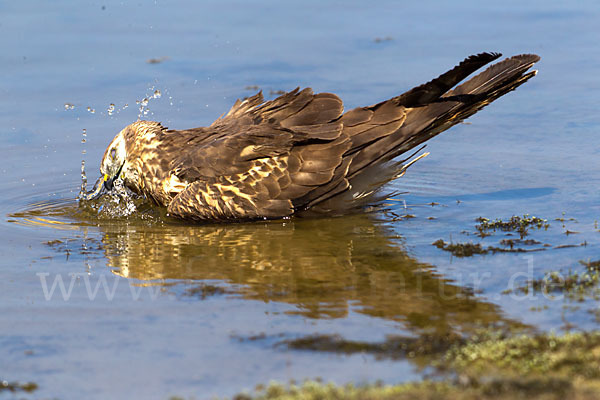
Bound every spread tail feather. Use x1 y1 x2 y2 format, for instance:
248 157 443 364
307 53 540 215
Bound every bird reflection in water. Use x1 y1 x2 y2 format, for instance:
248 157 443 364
93 213 524 336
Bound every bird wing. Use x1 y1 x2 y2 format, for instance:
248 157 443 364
166 52 539 220
167 88 356 220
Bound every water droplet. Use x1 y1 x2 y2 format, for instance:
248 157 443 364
79 128 88 199
107 103 116 116
64 103 75 110
86 107 95 114
153 89 161 98
137 97 151 118
79 160 87 198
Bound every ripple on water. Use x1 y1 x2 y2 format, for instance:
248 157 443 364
7 184 165 231
8 198 81 230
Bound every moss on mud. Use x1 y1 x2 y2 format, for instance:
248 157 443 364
227 330 600 400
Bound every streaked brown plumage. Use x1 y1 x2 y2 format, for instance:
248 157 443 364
90 52 540 221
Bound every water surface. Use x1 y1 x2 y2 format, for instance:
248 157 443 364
1 1 599 399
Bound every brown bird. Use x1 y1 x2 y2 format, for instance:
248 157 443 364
86 52 540 221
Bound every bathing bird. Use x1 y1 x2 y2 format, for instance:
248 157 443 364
86 52 540 221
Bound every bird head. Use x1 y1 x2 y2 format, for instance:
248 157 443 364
82 121 154 200
99 127 128 191
82 126 129 200
84 121 164 200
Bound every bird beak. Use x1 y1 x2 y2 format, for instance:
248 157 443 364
83 175 107 200
103 173 115 191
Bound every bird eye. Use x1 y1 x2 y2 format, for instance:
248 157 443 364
110 148 116 160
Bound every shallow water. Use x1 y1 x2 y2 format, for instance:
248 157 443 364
1 1 600 399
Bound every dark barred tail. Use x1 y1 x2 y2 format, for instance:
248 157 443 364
387 54 540 161
306 53 540 215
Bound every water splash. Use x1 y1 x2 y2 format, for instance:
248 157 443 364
78 178 159 220
76 126 153 219
137 97 150 117
79 160 87 197
79 129 88 199
76 87 168 120
102 179 139 217
135 86 166 119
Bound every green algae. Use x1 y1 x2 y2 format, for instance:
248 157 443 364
439 330 600 378
506 259 600 301
227 378 599 400
0 380 38 394
499 238 543 248
432 239 542 257
280 332 463 361
228 330 600 400
183 283 229 299
433 239 489 257
431 214 589 256
475 215 549 239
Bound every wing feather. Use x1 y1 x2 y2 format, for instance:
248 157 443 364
165 88 351 219
161 53 539 220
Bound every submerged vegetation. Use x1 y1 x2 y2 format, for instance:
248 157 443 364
229 330 600 400
507 259 600 301
229 379 599 400
475 215 549 238
432 239 489 257
0 380 38 394
183 283 230 299
433 214 551 257
432 214 589 257
432 239 539 257
280 332 463 361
